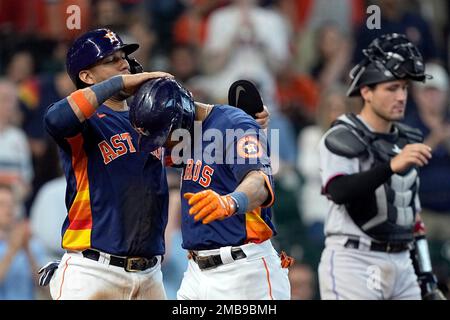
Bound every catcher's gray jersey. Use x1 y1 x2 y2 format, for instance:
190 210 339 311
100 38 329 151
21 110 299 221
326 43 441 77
318 114 421 300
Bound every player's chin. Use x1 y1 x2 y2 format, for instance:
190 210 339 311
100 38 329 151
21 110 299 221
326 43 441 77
390 108 405 120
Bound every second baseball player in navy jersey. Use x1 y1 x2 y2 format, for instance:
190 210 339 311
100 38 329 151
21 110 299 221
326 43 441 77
180 105 275 250
177 104 290 300
128 78 291 300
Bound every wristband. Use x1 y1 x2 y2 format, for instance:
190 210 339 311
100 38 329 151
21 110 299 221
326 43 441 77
229 191 249 215
90 75 124 104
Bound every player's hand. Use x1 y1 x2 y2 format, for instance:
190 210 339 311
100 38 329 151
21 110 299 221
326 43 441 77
184 190 236 224
390 143 432 173
122 71 173 95
255 105 270 129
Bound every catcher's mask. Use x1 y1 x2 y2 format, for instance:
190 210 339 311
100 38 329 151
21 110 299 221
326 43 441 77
347 33 430 97
129 77 195 152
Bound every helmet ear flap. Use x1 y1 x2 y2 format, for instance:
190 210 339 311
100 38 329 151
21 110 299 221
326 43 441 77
126 57 143 74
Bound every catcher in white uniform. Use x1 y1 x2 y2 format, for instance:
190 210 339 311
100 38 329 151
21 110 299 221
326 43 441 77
318 33 445 300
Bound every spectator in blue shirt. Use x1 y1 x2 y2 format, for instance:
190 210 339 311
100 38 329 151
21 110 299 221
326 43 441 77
0 184 49 300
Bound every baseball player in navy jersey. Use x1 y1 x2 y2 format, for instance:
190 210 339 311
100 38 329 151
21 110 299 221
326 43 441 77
318 33 445 300
41 28 174 300
129 78 292 300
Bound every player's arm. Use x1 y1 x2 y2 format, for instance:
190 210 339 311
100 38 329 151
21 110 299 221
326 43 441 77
185 122 274 224
184 169 273 224
184 170 273 224
325 162 393 204
44 72 171 137
235 170 272 210
325 143 432 204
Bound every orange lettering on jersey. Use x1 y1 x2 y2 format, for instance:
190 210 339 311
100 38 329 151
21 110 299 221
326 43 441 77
184 159 194 180
121 132 136 153
192 160 202 182
98 141 118 164
199 165 214 187
111 134 127 156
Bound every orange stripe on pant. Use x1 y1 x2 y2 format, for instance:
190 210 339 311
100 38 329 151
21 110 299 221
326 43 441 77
262 257 274 300
56 256 71 300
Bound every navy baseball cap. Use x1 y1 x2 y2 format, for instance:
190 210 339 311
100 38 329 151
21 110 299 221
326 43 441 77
66 28 139 87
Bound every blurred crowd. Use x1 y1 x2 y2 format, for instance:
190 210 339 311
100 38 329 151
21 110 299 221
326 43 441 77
0 0 449 300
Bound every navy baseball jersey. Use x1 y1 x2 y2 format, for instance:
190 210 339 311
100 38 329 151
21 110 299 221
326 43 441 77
179 105 276 250
44 99 168 258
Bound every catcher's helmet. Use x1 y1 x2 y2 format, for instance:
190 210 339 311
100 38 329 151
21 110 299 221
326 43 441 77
347 33 429 97
66 28 139 88
129 78 195 152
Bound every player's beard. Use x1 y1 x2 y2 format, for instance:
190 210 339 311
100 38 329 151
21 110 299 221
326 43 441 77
370 98 405 123
375 106 405 123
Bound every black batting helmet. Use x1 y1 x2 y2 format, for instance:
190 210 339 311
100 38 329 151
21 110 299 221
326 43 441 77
66 28 140 88
129 78 195 152
347 33 429 97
